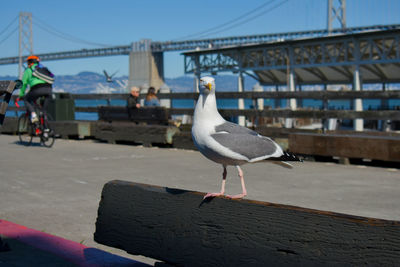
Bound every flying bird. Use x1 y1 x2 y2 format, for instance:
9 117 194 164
192 76 301 199
103 70 118 83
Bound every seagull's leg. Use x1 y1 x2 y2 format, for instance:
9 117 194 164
226 166 247 199
204 165 227 199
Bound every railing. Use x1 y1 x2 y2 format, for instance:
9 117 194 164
73 91 400 121
5 90 400 121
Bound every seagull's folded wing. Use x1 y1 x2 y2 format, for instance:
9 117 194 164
211 132 281 162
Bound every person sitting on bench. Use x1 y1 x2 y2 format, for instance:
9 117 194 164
144 87 160 107
127 86 141 120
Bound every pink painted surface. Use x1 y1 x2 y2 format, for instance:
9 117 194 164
0 219 147 267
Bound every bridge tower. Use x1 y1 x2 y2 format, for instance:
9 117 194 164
327 0 346 33
18 12 33 79
128 39 164 91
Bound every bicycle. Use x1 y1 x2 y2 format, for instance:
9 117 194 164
16 97 55 147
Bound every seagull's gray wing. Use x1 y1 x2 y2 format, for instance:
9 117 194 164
211 133 278 160
212 122 278 160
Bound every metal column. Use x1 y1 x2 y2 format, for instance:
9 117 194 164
285 67 297 128
237 72 245 126
353 65 364 131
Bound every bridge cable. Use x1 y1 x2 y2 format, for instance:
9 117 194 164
33 15 112 48
0 26 18 46
0 15 18 38
194 0 290 40
172 0 289 41
172 0 279 41
0 16 18 46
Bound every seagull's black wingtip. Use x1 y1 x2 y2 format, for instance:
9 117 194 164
268 151 303 162
283 151 303 162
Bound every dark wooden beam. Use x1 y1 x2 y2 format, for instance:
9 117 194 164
93 122 179 146
94 181 400 266
97 106 169 125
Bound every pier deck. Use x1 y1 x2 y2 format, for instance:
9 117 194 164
0 134 399 264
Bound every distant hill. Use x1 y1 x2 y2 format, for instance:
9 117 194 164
0 72 259 94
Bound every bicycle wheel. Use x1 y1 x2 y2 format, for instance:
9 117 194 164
17 114 33 146
40 113 55 148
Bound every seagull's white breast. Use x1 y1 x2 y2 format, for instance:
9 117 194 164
192 93 249 166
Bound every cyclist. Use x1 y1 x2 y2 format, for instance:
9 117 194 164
17 55 53 123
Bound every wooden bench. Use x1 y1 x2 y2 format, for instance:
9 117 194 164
49 120 94 139
289 132 400 162
96 106 179 146
98 106 169 125
93 121 179 147
95 181 400 266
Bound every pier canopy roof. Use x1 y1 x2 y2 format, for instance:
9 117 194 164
183 29 400 85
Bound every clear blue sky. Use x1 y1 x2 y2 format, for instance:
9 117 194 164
0 0 399 78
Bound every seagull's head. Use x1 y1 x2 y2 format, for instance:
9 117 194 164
199 76 215 94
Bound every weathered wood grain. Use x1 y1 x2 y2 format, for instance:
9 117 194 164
95 181 400 267
49 121 94 139
0 117 18 134
93 122 179 146
170 130 197 150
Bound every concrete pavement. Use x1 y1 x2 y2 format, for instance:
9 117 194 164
0 134 399 265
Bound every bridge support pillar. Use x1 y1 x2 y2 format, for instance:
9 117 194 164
128 40 164 91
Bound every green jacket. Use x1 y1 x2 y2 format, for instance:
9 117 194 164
19 63 47 97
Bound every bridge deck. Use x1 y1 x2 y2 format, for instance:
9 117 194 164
0 135 399 263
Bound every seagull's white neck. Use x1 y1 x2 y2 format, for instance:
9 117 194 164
193 92 225 126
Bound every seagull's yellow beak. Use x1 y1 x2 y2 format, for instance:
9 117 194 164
205 83 212 91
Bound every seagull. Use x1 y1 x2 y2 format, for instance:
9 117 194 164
192 76 301 199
